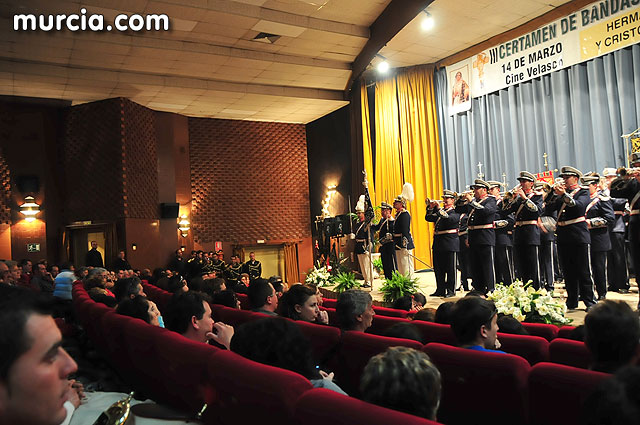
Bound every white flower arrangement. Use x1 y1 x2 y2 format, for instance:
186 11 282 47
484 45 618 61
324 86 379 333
305 266 333 287
487 280 571 325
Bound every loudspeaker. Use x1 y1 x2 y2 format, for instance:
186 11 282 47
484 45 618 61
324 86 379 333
15 175 39 194
334 214 350 236
160 203 180 219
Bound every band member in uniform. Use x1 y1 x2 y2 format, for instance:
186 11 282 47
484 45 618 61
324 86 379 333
225 254 244 289
457 179 497 293
610 152 640 308
425 190 460 297
503 172 543 289
488 181 514 286
243 251 262 280
537 181 558 291
372 202 397 280
393 183 415 277
456 191 472 291
546 166 596 310
354 195 374 287
602 167 630 293
582 174 615 300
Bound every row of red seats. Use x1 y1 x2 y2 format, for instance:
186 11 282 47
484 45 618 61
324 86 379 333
73 283 443 425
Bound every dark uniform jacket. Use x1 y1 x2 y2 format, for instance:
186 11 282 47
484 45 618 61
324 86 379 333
243 260 262 280
211 259 227 276
610 177 640 242
393 210 415 250
226 263 244 283
425 205 460 252
585 192 615 252
494 198 514 247
458 196 497 246
354 219 373 254
505 191 543 245
547 186 591 245
86 249 104 268
540 196 557 242
609 197 627 233
371 217 395 248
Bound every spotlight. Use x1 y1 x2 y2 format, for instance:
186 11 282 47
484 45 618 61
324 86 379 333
421 12 434 31
377 60 389 73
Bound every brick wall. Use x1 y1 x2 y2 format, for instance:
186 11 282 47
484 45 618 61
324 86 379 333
0 148 10 225
63 98 125 222
189 118 311 244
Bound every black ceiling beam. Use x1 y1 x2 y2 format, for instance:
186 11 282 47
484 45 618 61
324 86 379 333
344 0 435 99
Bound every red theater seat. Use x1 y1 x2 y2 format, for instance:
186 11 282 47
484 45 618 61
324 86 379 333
498 333 550 365
211 305 263 326
329 331 423 397
141 282 173 312
411 321 457 345
294 388 443 425
521 322 559 341
292 320 341 366
528 363 609 425
423 343 530 425
549 338 592 369
205 349 313 425
366 315 410 336
373 305 410 318
321 307 338 326
322 298 337 308
236 293 250 310
558 325 576 339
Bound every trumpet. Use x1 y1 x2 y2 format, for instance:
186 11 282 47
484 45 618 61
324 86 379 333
552 178 565 191
425 198 444 207
502 184 521 203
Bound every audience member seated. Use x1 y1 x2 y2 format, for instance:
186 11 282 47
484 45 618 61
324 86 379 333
450 296 504 353
113 276 145 303
31 261 55 295
17 259 35 291
248 278 279 316
392 295 414 311
167 275 189 294
465 289 487 298
201 277 226 298
278 284 328 324
0 261 9 285
568 324 586 341
212 290 241 309
150 268 168 288
4 260 20 286
413 292 427 310
360 346 441 421
434 301 455 324
336 289 375 332
188 275 204 292
581 365 640 425
584 300 640 373
230 317 346 395
85 276 117 308
496 314 529 335
306 283 323 307
412 308 436 322
383 322 424 343
269 276 286 298
0 285 79 425
233 273 250 294
49 264 59 279
116 295 162 327
164 291 234 348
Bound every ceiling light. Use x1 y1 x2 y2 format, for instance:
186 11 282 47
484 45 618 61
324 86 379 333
377 60 389 73
421 12 435 31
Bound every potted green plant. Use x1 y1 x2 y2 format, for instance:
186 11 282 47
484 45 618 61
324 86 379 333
332 271 360 293
380 271 419 304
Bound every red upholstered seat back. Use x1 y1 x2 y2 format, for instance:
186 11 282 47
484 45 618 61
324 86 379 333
366 315 410 335
321 307 338 326
322 298 337 308
236 293 250 310
411 321 457 345
205 350 313 425
373 305 410 318
498 333 550 365
423 343 530 425
558 325 576 339
549 338 592 369
295 388 444 425
528 363 609 425
521 322 559 341
329 331 423 397
211 304 263 326
291 319 341 366
141 282 173 313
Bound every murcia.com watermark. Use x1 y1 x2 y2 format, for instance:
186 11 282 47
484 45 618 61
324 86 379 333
14 8 170 32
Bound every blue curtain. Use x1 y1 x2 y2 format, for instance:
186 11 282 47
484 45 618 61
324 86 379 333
435 44 640 191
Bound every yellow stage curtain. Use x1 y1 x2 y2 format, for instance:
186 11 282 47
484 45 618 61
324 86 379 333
365 65 443 268
361 82 376 204
374 78 404 207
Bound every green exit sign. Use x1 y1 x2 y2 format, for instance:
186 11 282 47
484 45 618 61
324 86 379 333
27 243 40 252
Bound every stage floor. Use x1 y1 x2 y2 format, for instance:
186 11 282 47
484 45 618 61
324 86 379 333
323 270 639 326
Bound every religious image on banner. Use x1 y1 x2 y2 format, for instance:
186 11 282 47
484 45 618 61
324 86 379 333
448 61 472 115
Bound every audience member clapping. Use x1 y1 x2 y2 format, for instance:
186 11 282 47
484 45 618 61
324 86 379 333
336 289 375 332
584 300 640 373
278 284 328 324
360 346 441 421
230 317 347 395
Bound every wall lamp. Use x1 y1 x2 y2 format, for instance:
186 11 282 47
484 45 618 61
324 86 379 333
19 196 40 222
178 214 191 237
